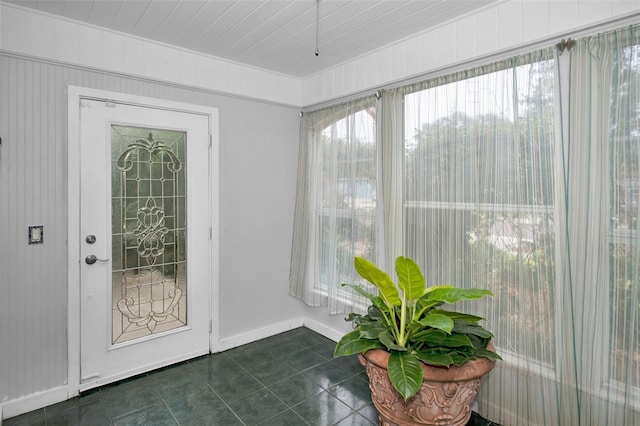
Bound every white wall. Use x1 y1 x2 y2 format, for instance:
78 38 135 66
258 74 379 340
0 52 305 417
0 3 305 417
302 0 640 106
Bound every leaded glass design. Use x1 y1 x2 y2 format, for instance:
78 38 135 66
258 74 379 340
111 125 187 344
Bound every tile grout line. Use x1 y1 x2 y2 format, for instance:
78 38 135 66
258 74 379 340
220 330 351 425
98 387 116 425
227 359 303 425
154 361 223 426
154 388 182 426
197 383 247 426
190 351 288 425
7 328 382 426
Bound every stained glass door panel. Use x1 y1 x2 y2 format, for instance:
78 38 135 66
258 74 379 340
111 126 187 344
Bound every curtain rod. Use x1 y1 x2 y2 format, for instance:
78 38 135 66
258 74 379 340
300 89 380 116
301 11 640 112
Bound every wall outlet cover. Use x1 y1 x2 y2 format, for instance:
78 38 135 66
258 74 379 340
28 225 44 244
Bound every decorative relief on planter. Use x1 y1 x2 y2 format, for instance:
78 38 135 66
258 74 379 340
406 379 479 425
359 350 494 426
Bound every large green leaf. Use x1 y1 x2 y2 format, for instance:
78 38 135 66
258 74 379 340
411 328 447 343
415 350 455 367
423 287 493 305
452 321 493 339
415 298 444 314
417 312 454 334
437 333 474 348
415 288 451 312
359 321 389 339
334 330 384 357
412 329 474 348
387 351 423 400
431 309 485 323
475 348 503 361
379 331 406 351
449 351 472 366
407 319 423 335
394 256 425 302
354 257 401 307
367 305 385 321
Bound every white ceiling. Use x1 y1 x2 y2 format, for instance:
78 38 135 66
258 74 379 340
5 0 498 78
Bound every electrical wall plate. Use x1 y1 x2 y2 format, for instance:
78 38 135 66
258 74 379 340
28 225 44 244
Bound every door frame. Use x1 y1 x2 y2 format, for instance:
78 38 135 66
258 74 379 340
67 86 220 398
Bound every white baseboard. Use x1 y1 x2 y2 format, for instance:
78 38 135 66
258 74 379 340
1 385 69 420
1 316 321 420
1 349 210 419
218 317 304 352
302 317 342 342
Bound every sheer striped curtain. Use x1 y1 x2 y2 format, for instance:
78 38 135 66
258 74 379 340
550 25 640 425
290 22 640 426
394 52 561 425
290 96 379 314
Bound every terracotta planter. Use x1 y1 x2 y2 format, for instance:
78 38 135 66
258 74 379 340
359 346 495 426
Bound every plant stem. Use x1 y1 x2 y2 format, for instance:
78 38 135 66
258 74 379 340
380 304 401 342
399 292 407 346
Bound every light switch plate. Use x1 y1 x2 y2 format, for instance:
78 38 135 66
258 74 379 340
28 225 44 244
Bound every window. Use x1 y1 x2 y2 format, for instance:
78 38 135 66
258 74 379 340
290 96 378 314
403 57 556 367
316 107 378 306
608 40 640 390
291 23 640 426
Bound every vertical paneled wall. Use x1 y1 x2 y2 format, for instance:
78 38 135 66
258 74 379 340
0 56 69 401
0 53 302 404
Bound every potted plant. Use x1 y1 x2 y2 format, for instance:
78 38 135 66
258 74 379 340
334 256 500 426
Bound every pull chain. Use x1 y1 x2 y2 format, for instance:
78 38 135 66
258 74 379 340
315 0 320 56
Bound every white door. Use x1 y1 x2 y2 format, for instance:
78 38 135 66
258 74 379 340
79 99 211 390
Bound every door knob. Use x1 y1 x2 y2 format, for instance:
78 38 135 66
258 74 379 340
85 254 110 265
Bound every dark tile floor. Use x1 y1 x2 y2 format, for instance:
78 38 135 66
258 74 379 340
5 327 498 426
